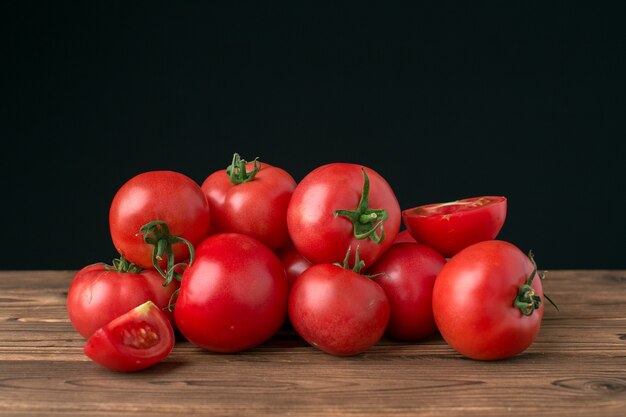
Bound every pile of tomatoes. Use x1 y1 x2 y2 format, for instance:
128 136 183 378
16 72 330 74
67 154 553 371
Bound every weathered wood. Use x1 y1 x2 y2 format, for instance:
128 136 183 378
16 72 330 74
0 270 625 416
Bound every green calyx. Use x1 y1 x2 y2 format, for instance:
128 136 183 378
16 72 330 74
104 256 142 274
226 153 261 184
333 246 366 274
137 220 195 286
513 250 558 316
334 169 388 244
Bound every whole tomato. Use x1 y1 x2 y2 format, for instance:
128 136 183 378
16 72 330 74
201 154 296 250
276 241 313 291
67 257 179 338
109 170 211 277
287 163 401 267
288 249 390 356
84 301 174 372
433 240 547 360
368 243 446 341
402 196 506 258
174 233 288 353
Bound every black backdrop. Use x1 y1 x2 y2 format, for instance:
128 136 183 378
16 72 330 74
4 2 625 269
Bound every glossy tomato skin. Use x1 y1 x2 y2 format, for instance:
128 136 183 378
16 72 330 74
288 264 390 356
402 196 506 258
433 240 544 360
201 162 296 250
393 229 417 244
368 243 446 341
67 263 179 338
276 241 313 291
175 233 288 353
84 301 174 372
109 171 211 269
287 163 401 267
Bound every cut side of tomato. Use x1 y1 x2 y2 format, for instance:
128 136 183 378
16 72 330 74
402 196 507 258
84 301 174 372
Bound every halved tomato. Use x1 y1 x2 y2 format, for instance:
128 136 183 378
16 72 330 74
402 196 507 258
84 301 174 372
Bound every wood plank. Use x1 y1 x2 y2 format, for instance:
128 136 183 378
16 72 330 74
0 270 625 416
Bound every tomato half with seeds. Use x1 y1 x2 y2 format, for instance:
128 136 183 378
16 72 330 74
84 301 174 372
67 258 179 338
433 240 547 360
402 196 506 258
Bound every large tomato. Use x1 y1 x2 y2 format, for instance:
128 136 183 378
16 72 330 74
84 301 174 372
288 250 390 356
109 170 211 276
402 196 506 258
368 242 446 341
67 258 179 338
174 233 288 353
201 154 296 250
433 240 545 360
287 163 401 267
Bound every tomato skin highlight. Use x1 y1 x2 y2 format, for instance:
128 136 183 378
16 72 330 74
432 240 544 360
84 301 174 372
174 233 288 353
368 243 446 341
109 171 211 269
201 161 296 250
287 163 401 267
67 263 178 338
288 264 390 356
402 196 506 258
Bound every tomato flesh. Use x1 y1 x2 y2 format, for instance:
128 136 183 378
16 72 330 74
84 301 174 372
402 196 506 257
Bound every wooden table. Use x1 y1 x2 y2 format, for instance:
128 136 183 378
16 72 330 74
0 270 625 416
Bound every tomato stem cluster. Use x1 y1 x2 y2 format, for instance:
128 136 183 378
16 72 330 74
334 169 388 244
226 153 261 184
137 221 194 286
513 251 558 316
104 256 143 274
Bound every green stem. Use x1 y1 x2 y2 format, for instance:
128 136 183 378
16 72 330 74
513 251 558 316
334 169 388 244
226 153 261 184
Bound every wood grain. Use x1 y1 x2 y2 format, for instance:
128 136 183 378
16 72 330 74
0 270 625 416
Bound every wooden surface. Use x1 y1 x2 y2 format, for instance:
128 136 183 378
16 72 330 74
0 270 625 416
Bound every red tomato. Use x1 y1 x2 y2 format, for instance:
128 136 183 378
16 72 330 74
402 196 507 258
276 241 313 291
393 229 417 244
288 253 390 356
368 243 446 341
433 240 545 360
287 163 401 267
67 258 179 338
84 301 174 372
174 233 288 353
109 171 211 273
201 154 296 250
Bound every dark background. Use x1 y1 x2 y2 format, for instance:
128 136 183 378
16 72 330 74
4 2 625 269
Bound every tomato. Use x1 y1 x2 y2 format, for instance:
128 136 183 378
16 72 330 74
402 196 506 258
432 240 545 360
109 170 211 275
287 163 401 267
174 233 288 353
201 154 296 250
67 258 179 338
368 243 446 341
84 301 174 372
276 241 313 291
288 250 390 356
393 229 417 244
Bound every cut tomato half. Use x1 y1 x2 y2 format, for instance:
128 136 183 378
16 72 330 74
84 301 174 372
402 196 507 257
